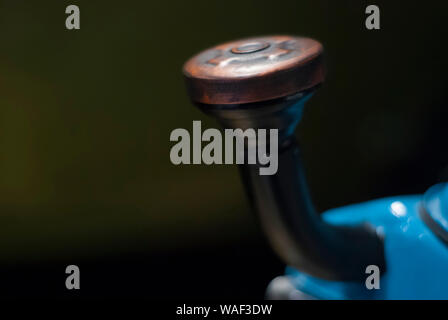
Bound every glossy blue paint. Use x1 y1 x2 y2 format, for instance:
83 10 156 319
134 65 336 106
285 183 448 299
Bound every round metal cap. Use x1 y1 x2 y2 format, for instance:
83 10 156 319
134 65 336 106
183 35 325 105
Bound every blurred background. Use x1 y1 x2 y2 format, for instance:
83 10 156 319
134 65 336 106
0 0 447 299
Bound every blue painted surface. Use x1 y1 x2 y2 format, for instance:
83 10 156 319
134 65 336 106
285 183 448 299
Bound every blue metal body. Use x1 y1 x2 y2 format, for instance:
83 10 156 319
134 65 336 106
284 183 448 299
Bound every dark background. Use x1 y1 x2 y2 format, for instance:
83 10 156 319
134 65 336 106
0 0 447 299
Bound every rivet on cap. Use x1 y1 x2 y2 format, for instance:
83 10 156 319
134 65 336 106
231 41 270 54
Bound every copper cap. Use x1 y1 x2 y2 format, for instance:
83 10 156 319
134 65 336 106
183 35 325 105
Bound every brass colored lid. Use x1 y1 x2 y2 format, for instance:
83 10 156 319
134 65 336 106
183 35 325 105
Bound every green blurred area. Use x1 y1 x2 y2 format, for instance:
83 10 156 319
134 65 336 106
0 1 447 262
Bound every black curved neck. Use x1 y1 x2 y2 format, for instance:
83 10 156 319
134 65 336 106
198 91 386 281
239 137 385 281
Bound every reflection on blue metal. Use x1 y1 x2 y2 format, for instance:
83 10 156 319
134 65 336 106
285 183 448 299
